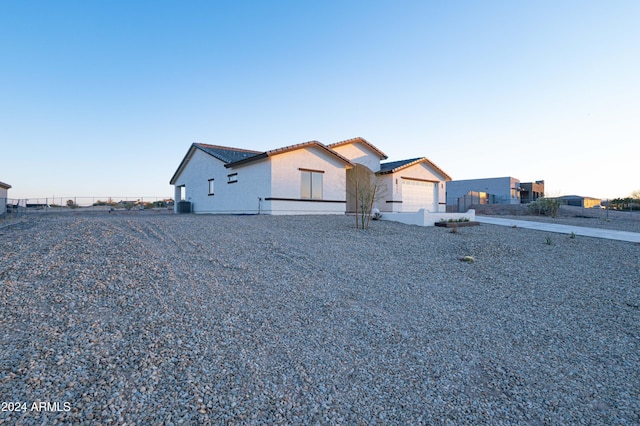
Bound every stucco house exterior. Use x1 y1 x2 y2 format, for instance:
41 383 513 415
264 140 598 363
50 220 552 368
0 181 11 216
446 177 546 211
520 180 545 204
376 157 451 213
170 137 451 215
170 141 353 215
446 176 522 212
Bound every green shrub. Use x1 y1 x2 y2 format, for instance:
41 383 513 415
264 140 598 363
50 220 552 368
528 198 560 218
443 217 470 223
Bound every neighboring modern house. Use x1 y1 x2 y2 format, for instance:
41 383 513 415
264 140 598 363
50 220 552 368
520 180 545 204
447 177 522 210
0 181 11 216
170 137 451 215
446 177 545 211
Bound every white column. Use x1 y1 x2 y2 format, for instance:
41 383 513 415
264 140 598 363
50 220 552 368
174 186 182 213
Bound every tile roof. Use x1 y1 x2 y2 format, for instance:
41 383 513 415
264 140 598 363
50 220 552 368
171 138 451 185
225 140 353 168
327 137 388 160
379 157 452 180
379 158 423 173
170 143 262 184
194 143 262 163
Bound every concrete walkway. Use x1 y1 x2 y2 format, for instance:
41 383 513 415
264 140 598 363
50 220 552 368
475 216 640 243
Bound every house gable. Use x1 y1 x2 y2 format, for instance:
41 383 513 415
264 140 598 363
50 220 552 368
328 137 387 172
269 144 350 199
379 157 452 181
170 143 261 185
377 158 450 213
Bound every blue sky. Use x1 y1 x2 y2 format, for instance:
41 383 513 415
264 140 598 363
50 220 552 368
1 0 638 200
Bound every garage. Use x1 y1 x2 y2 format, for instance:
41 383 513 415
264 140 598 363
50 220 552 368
377 157 451 213
401 178 437 212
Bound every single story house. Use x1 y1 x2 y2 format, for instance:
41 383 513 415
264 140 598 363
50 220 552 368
170 137 451 215
0 181 11 216
555 195 602 209
447 177 522 209
446 177 543 212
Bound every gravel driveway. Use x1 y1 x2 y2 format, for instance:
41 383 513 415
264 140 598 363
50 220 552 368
1 212 638 424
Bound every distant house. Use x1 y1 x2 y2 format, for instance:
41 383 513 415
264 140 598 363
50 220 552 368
446 177 522 212
170 137 451 215
446 177 545 211
556 195 601 209
520 180 545 204
0 181 11 216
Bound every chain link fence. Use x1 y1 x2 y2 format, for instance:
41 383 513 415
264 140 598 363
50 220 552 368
2 196 174 218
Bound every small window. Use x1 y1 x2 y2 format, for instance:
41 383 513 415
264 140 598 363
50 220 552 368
208 178 215 195
228 173 238 184
301 170 323 200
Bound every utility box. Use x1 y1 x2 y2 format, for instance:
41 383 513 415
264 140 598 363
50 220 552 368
177 201 192 213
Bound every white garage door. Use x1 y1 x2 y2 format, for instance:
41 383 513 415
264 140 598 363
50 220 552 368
402 179 437 212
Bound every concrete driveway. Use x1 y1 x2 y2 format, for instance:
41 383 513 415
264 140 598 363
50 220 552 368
476 216 640 243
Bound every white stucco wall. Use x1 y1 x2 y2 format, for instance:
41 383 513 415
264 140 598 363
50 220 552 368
330 142 381 172
380 209 476 227
376 174 398 213
377 162 447 213
172 149 272 214
267 147 348 215
222 160 272 213
172 146 348 215
0 185 8 215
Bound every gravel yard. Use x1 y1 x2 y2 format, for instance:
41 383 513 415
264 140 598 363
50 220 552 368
1 211 639 424
475 204 640 233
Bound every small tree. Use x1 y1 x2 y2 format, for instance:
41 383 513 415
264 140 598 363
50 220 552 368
348 164 386 229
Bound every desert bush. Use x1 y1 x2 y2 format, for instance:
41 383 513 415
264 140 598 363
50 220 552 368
528 198 560 218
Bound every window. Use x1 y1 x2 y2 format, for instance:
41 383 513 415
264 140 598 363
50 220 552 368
300 169 323 200
227 173 238 184
208 179 214 195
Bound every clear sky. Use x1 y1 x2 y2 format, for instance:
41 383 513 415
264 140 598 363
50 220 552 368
1 0 638 200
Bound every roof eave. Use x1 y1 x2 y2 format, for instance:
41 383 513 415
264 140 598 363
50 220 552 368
377 157 452 181
225 152 269 168
226 141 354 168
170 144 199 185
328 137 389 160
